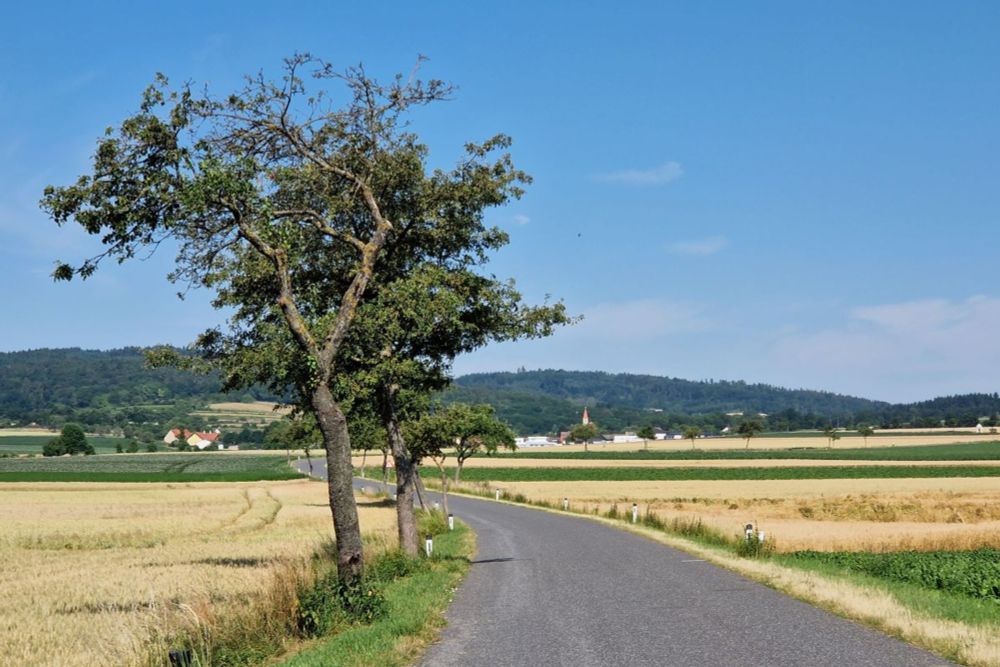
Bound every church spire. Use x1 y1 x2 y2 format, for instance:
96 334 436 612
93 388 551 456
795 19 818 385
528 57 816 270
582 407 590 425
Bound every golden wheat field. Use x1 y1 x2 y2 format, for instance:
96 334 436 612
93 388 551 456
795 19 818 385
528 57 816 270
0 480 396 667
482 477 1000 553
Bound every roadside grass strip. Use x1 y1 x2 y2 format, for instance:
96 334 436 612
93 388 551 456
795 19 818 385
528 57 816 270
493 441 1000 462
425 464 1000 482
276 523 473 667
0 453 303 482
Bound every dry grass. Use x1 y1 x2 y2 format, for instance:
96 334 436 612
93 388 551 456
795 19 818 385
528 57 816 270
0 428 61 437
605 519 1000 667
0 480 396 667
480 478 1000 553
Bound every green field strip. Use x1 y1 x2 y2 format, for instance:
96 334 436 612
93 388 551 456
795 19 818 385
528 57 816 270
423 465 1000 482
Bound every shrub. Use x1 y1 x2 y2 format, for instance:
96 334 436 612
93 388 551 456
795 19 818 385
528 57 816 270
736 527 775 558
366 549 423 583
416 508 449 537
297 571 387 637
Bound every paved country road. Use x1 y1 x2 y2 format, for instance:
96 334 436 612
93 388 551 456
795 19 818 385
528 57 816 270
295 461 953 667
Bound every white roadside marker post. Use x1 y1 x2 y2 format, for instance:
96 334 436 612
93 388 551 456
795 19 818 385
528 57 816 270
448 514 454 531
758 531 766 543
425 534 433 557
495 489 501 501
563 497 569 511
632 503 638 524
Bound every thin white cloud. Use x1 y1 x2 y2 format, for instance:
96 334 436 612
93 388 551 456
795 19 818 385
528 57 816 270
512 214 530 225
568 299 711 342
597 161 683 186
667 235 728 256
767 295 1000 401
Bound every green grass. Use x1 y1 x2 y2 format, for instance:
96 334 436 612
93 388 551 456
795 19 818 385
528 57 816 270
494 441 1000 461
0 435 127 455
277 523 472 667
423 464 1000 482
0 453 303 482
782 549 1000 602
776 553 1000 628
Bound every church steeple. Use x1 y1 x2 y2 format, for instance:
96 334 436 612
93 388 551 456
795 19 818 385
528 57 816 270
582 407 590 425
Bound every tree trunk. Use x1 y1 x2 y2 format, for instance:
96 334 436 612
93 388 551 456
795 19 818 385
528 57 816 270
381 447 389 493
414 474 428 510
454 458 464 484
379 388 420 556
436 461 450 517
311 383 364 585
360 447 367 478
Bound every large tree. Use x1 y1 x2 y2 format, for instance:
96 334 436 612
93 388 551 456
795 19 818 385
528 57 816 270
41 55 527 583
336 264 566 554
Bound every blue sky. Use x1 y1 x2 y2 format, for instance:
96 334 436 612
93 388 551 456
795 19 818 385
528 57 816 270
2 1 999 402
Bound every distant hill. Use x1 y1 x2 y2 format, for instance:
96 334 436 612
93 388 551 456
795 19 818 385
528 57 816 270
0 348 272 427
1 350 997 436
455 370 885 415
453 370 1000 435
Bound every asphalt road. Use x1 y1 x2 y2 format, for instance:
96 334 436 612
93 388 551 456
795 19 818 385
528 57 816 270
296 461 953 667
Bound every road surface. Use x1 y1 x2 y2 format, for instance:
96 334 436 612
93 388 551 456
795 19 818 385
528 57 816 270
295 461 953 666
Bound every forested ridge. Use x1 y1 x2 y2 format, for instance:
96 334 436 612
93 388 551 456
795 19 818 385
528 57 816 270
0 348 272 427
1 350 998 435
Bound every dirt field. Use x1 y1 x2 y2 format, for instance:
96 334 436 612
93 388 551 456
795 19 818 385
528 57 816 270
0 428 61 437
0 480 395 667
476 477 1000 553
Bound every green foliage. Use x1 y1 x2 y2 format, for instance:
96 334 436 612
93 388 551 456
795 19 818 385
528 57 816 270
404 403 515 469
736 527 775 558
126 439 139 453
297 572 387 637
42 438 64 457
568 422 599 444
115 442 123 453
0 347 276 428
786 549 1000 602
41 424 94 456
146 442 158 453
737 419 764 448
451 370 1000 434
636 425 656 440
277 524 471 667
364 551 423 583
416 508 450 537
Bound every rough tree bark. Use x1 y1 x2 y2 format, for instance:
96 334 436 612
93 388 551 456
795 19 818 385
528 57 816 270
379 386 420 555
311 384 364 582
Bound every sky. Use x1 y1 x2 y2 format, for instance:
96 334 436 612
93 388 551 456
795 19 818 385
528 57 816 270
1 1 999 403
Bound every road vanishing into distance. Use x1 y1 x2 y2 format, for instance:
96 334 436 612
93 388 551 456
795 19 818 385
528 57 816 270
295 461 953 667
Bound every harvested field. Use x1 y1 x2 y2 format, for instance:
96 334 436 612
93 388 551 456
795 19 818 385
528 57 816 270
0 480 396 667
472 478 1000 553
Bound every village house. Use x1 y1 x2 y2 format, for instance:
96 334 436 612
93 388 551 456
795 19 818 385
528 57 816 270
163 428 224 450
